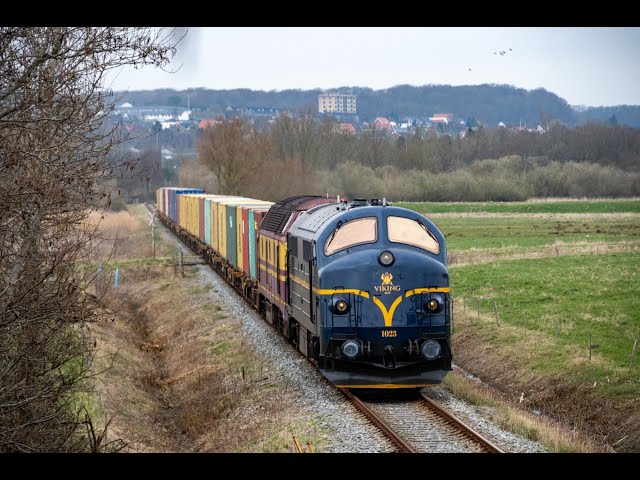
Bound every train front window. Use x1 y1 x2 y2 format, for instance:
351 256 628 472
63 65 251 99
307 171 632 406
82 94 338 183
325 217 377 255
387 216 440 254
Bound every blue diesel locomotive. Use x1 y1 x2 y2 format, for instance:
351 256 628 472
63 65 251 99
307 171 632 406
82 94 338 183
283 198 452 388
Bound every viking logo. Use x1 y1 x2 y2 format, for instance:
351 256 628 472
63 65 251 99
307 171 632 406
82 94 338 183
375 272 400 294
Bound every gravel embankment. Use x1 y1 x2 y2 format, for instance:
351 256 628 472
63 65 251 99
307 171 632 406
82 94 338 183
423 384 546 453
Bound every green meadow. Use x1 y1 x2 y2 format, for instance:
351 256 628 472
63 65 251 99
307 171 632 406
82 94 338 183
399 199 640 215
451 253 640 391
420 199 640 404
433 216 640 250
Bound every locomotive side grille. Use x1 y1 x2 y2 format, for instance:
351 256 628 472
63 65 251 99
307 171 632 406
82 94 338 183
261 195 325 234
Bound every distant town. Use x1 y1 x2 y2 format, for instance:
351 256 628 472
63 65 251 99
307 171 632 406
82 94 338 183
113 90 550 152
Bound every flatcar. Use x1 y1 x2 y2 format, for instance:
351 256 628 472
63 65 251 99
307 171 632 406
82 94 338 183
156 188 452 388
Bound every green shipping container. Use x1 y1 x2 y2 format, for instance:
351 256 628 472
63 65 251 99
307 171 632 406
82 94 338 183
226 204 238 267
214 197 250 258
226 202 270 268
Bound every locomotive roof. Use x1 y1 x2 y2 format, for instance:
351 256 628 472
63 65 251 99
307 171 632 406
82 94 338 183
260 195 334 235
288 202 345 236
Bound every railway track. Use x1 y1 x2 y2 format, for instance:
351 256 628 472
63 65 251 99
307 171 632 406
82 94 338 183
341 388 504 453
145 202 504 453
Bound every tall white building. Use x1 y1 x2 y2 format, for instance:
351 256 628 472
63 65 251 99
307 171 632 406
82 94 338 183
318 93 357 114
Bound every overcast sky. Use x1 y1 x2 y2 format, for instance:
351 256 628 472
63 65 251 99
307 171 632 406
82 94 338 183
107 27 640 107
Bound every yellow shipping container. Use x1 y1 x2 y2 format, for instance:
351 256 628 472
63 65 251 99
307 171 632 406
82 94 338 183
210 197 246 254
213 197 255 258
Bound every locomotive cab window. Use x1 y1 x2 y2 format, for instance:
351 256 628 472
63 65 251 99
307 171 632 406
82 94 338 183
387 216 440 254
325 217 377 255
288 235 298 257
302 240 313 261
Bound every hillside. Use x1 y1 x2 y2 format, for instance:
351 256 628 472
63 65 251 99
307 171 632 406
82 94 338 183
576 105 640 128
114 84 640 128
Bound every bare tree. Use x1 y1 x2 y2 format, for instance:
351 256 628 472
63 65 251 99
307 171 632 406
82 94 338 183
197 117 263 195
0 27 178 452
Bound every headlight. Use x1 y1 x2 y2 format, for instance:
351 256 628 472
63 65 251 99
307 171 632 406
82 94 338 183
425 294 444 313
332 298 350 315
341 340 360 359
420 339 441 360
378 250 394 267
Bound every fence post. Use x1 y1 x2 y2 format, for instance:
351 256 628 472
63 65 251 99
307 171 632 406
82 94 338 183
630 339 638 370
589 333 592 361
96 262 103 295
152 220 156 259
174 244 178 275
177 244 184 277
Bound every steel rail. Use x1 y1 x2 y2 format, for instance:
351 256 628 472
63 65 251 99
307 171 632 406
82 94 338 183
340 388 417 453
420 392 504 453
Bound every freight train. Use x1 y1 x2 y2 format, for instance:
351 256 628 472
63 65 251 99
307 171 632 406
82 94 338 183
156 187 452 388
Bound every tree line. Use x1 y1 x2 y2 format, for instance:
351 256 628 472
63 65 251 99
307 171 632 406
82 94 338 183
190 115 640 202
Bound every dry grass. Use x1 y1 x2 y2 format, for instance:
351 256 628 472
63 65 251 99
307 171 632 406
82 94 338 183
90 209 141 233
443 371 609 452
449 240 640 267
92 264 328 452
87 208 150 260
86 204 177 262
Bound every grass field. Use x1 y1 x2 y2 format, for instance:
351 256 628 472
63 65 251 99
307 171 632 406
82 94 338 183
432 216 640 251
451 252 640 387
399 199 640 214
410 198 640 451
